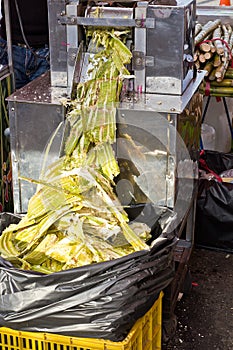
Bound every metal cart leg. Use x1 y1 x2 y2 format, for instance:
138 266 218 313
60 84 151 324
162 192 196 344
201 96 233 148
201 95 211 124
222 97 233 141
200 95 211 150
185 189 197 243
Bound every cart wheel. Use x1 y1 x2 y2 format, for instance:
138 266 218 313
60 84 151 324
162 314 177 344
181 269 193 295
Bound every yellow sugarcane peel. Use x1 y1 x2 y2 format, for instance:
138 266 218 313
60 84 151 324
0 29 151 273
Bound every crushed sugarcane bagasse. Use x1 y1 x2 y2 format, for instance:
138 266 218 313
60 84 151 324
0 29 151 274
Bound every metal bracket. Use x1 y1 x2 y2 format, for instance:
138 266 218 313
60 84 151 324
135 18 155 28
67 47 79 66
57 15 155 28
132 52 155 70
132 51 145 70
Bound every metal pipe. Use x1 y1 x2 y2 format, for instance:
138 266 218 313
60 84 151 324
4 0 15 91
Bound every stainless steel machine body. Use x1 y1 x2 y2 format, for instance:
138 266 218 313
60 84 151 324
7 70 203 214
117 76 203 210
48 0 196 95
8 0 202 219
7 73 66 213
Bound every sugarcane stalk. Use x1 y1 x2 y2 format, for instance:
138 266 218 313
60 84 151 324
213 53 221 67
215 33 231 82
208 67 217 81
199 33 212 52
195 19 221 46
225 68 233 78
228 30 233 62
222 24 230 45
195 60 201 70
216 58 229 82
199 84 233 96
203 61 213 76
210 41 217 53
218 56 230 81
203 79 233 87
220 24 232 61
226 24 233 38
195 22 233 82
213 26 224 55
199 53 206 64
215 61 228 80
199 41 210 53
194 49 200 62
195 22 202 37
204 52 213 60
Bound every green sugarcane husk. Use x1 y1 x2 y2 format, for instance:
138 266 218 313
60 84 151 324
0 230 18 258
213 53 221 67
208 67 217 81
0 28 150 273
199 84 233 96
203 61 213 77
224 68 233 79
203 79 233 87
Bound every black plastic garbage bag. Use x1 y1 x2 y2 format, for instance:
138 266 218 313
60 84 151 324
195 150 233 252
0 208 177 341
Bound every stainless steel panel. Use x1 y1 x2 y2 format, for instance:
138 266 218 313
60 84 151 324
134 3 147 92
116 107 198 209
117 73 203 209
66 3 79 95
116 108 177 207
51 0 196 96
7 73 66 213
146 0 196 95
120 70 205 113
48 0 68 87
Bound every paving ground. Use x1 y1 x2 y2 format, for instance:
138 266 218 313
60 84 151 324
163 247 233 350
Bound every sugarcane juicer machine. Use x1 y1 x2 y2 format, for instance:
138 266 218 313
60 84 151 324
8 0 203 211
7 0 204 327
51 0 195 95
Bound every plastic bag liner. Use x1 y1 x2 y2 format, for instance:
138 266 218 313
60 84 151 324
195 150 233 253
0 207 177 341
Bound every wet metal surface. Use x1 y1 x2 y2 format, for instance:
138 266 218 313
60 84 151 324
6 72 68 104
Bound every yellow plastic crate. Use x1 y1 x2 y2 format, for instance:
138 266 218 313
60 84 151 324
0 292 163 350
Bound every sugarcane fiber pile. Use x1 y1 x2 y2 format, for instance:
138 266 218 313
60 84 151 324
195 19 233 97
0 29 152 274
